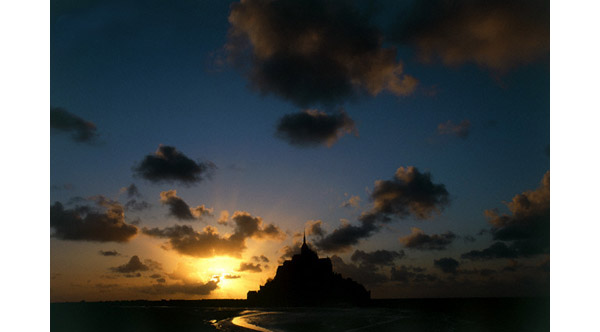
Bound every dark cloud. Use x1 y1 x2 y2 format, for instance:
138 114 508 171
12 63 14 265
314 219 378 252
399 227 457 250
132 145 216 186
464 171 550 260
237 262 262 273
50 107 98 143
437 120 471 139
156 278 166 283
50 198 138 243
252 255 269 263
363 166 450 222
275 109 357 147
227 0 417 107
124 199 151 211
124 272 142 278
144 259 163 271
305 220 325 237
224 274 241 279
485 171 550 256
433 257 459 274
121 184 141 198
316 166 449 252
278 242 301 262
159 190 213 221
330 255 388 286
98 250 120 256
463 235 476 243
149 274 162 279
390 265 437 283
391 0 549 70
350 249 405 269
461 242 518 260
137 280 219 296
143 211 284 258
110 256 150 273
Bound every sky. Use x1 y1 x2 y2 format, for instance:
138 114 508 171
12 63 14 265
48 0 551 302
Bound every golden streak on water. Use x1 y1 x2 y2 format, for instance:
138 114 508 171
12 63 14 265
230 311 276 332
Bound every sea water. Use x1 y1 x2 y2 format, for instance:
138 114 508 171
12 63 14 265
51 298 549 332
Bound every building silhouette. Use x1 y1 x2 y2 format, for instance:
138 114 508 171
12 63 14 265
247 232 370 306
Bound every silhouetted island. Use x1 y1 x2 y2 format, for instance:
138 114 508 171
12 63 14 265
247 233 370 306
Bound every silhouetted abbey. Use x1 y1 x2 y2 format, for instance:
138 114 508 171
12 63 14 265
247 233 370 306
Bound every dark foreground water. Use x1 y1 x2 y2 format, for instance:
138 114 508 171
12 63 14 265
51 298 549 332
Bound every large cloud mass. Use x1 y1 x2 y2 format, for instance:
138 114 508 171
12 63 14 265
276 109 357 147
316 166 449 252
463 171 550 260
391 0 549 70
50 198 138 243
50 107 98 143
133 145 216 185
227 0 417 107
142 211 284 257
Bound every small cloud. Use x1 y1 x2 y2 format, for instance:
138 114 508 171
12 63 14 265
340 195 361 208
275 109 357 147
132 145 216 186
305 220 325 238
437 120 471 139
252 255 269 263
399 228 457 250
98 250 120 257
50 107 98 143
236 262 262 273
350 249 405 269
224 274 241 279
390 265 437 284
110 256 150 273
433 257 460 274
120 184 141 198
159 190 213 221
218 210 230 225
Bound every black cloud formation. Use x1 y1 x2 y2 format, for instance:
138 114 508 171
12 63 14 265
110 256 150 273
316 166 449 252
433 257 459 274
390 0 549 70
462 171 550 260
50 107 98 143
50 198 138 243
399 227 457 250
159 190 213 221
390 265 437 283
461 242 518 260
227 0 417 107
330 255 388 286
237 262 262 273
143 211 284 257
133 145 216 186
276 110 357 147
121 184 141 198
138 280 219 296
350 249 405 269
99 250 120 256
